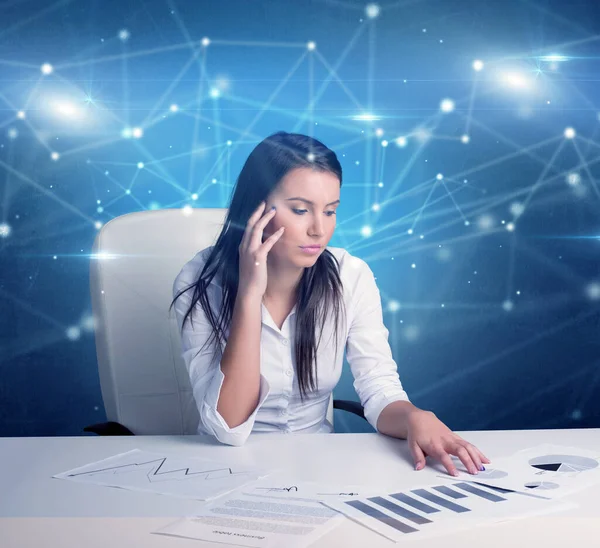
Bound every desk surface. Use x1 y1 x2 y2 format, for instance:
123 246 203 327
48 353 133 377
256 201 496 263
3 429 600 547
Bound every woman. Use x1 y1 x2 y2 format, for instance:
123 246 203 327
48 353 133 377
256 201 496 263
170 130 490 477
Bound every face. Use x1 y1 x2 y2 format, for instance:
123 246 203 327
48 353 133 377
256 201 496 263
262 167 340 264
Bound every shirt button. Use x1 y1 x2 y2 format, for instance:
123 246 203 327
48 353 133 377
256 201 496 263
286 369 293 377
281 338 288 345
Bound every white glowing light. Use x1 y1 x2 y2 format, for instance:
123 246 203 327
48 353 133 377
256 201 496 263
307 152 315 162
361 225 372 237
510 202 525 217
201 37 210 46
66 326 81 341
227 140 232 146
502 72 529 89
541 54 567 62
586 282 600 300
506 222 515 232
473 59 484 71
7 128 18 139
0 223 11 238
210 88 220 98
461 134 470 144
41 63 53 75
407 229 413 235
567 172 581 185
502 299 514 312
182 205 193 216
137 162 145 169
375 128 384 137
191 193 198 200
97 206 104 213
95 251 118 260
118 29 130 42
211 178 217 184
121 127 132 138
54 101 78 117
125 190 131 195
404 325 420 341
478 214 494 230
95 221 103 229
81 314 96 332
388 300 401 312
307 41 316 51
51 152 60 161
17 110 25 119
436 173 444 180
440 98 455 112
353 112 379 121
414 127 431 141
395 136 407 147
132 127 143 138
564 127 576 139
372 203 380 211
411 263 416 269
378 182 384 187
365 3 380 18
381 139 389 147
169 104 179 112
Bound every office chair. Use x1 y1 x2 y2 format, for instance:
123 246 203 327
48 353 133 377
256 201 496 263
85 208 366 436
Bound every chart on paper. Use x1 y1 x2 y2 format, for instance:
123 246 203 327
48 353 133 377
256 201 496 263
322 481 574 542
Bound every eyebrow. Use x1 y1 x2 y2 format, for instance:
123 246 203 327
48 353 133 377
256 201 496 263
285 197 341 206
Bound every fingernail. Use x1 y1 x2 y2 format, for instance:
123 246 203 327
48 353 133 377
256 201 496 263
453 470 459 477
271 206 276 210
480 466 486 471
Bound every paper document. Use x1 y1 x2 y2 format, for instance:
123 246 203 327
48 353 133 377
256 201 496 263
154 479 353 548
322 479 576 542
53 449 268 501
440 443 600 499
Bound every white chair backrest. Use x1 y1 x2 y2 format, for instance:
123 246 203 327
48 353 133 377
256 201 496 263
90 208 334 435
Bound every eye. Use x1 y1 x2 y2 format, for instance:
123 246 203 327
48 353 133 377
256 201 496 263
292 208 337 216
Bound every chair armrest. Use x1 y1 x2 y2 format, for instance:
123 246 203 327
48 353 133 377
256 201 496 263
83 421 135 436
333 399 366 420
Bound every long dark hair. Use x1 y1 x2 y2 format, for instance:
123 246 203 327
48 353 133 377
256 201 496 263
169 131 347 401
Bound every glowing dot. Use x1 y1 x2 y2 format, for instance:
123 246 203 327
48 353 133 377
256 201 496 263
566 172 581 186
473 59 484 71
53 255 57 260
307 41 316 50
182 205 193 216
132 127 143 138
585 282 600 300
118 29 130 42
440 98 455 113
372 203 380 211
502 300 514 312
375 128 384 137
169 104 179 112
50 152 60 161
420 234 424 239
506 222 515 232
211 178 217 184
461 134 470 144
41 63 53 75
564 127 576 139
422 28 427 32
378 182 384 188
510 202 525 217
381 139 388 147
210 88 220 98
415 127 431 142
121 127 132 138
361 225 372 237
404 325 420 341
516 290 521 295
137 162 145 169
227 140 232 146
191 193 198 200
355 160 360 165
7 127 18 140
407 229 413 235
95 221 102 229
125 190 131 195
0 223 11 238
365 3 380 18
478 214 494 230
201 37 210 46
436 173 443 180
66 326 81 341
395 136 407 147
571 409 582 420
81 314 96 332
411 263 416 268
97 206 104 213
388 300 401 312
149 201 160 210
17 110 25 119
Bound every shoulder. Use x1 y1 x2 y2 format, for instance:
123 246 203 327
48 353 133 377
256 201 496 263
173 245 217 295
325 246 372 280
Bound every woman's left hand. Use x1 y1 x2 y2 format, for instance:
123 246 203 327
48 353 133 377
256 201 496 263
406 410 491 476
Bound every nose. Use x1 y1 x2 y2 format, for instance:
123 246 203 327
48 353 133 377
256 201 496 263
310 215 325 237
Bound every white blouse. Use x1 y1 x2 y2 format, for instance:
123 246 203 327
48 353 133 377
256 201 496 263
173 245 410 446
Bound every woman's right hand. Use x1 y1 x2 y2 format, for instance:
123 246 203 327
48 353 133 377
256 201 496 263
238 200 285 299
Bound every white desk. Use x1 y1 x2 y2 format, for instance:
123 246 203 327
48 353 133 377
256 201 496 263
3 429 600 547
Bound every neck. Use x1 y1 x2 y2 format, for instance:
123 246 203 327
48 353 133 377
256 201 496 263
264 255 304 302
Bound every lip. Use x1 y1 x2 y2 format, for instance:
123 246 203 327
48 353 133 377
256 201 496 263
300 246 322 249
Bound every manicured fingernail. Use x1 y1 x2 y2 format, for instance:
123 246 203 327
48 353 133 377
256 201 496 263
271 206 276 210
480 466 486 471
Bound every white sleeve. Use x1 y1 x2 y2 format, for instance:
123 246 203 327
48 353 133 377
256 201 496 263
345 260 410 432
173 265 270 446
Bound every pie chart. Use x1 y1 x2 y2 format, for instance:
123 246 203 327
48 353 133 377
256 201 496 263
528 455 598 473
477 469 508 480
524 481 560 490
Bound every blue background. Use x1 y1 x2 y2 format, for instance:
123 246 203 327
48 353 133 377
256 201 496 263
1 0 600 436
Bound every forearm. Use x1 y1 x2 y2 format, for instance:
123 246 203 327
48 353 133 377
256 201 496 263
216 292 263 428
376 400 428 439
